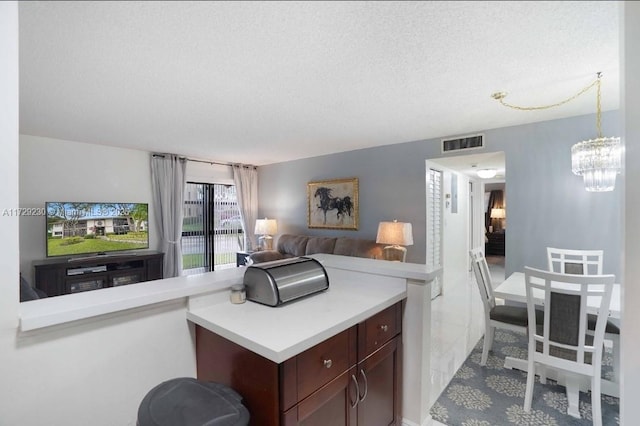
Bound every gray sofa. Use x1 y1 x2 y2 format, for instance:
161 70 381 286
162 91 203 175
249 234 385 264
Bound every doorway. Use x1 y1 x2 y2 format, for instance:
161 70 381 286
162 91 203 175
427 151 506 286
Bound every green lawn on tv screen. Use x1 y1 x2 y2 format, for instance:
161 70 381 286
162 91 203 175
48 237 148 257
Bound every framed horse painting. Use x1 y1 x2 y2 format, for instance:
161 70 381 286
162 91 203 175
307 177 359 230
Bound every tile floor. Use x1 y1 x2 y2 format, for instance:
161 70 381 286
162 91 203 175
429 257 506 425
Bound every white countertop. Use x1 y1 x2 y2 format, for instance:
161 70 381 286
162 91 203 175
310 253 440 282
20 267 244 331
20 254 433 332
187 267 407 363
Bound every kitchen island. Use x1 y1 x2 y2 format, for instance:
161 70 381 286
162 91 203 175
188 254 440 426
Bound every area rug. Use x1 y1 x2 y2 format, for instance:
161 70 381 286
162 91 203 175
430 329 619 425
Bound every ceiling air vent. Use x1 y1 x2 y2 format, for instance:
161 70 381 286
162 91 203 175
441 134 484 153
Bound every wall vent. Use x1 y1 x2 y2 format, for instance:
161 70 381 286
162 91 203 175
441 134 484 153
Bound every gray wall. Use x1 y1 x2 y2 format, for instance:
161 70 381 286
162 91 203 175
19 135 158 284
258 111 622 277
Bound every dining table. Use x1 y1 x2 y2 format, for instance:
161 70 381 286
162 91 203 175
493 271 621 410
494 271 621 319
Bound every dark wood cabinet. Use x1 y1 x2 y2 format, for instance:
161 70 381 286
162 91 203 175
282 366 358 426
356 336 401 426
485 232 505 256
33 251 164 297
195 301 402 426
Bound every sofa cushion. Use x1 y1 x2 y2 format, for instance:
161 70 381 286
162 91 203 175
277 234 310 257
249 234 386 264
305 237 337 255
249 250 289 264
334 237 384 260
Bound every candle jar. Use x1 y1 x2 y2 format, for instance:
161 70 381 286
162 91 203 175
230 284 246 304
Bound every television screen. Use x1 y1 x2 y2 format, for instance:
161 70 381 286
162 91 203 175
46 202 149 258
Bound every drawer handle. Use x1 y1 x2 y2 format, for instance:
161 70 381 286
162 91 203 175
350 374 360 408
379 324 389 332
323 359 333 369
359 369 369 402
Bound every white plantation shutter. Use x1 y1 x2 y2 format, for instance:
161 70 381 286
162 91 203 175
427 168 443 297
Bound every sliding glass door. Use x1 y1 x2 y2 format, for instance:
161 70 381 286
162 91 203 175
182 182 244 274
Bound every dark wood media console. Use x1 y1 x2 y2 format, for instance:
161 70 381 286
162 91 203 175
33 251 164 297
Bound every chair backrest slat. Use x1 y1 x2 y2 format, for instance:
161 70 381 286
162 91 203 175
469 248 495 311
547 247 603 275
524 266 614 367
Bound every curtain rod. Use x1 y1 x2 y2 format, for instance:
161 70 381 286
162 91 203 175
152 154 256 169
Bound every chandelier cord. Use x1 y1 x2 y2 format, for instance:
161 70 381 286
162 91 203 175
492 73 602 115
595 75 602 139
494 72 619 192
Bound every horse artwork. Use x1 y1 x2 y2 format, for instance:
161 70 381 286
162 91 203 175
307 178 359 230
314 187 353 224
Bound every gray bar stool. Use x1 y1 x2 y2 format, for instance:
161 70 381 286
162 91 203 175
137 377 250 426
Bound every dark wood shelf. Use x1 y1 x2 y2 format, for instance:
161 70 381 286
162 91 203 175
33 251 164 297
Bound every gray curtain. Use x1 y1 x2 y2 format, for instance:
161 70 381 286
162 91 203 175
151 154 187 277
232 164 258 251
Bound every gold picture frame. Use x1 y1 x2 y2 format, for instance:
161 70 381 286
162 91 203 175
307 178 359 230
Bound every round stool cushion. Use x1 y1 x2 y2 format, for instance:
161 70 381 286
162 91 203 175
137 378 250 426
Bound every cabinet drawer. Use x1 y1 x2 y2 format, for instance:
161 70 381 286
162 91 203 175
296 328 355 403
361 303 401 358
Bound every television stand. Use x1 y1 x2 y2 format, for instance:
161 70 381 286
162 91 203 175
33 251 164 297
67 253 122 262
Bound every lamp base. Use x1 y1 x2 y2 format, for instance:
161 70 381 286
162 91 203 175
258 235 274 251
382 245 407 262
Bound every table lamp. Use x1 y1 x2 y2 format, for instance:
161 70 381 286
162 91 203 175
376 220 413 262
490 208 506 231
254 218 277 250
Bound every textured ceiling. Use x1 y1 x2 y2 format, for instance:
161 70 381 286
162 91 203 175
19 1 620 166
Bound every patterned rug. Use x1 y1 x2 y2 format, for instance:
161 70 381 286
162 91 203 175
430 330 619 425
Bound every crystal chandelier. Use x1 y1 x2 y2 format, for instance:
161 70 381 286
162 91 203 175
492 72 621 192
570 74 621 192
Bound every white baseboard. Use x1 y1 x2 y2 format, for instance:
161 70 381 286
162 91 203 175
402 414 433 426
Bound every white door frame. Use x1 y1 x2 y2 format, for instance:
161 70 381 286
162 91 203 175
469 178 486 261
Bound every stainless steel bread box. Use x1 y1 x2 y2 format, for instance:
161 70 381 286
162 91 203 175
243 257 329 306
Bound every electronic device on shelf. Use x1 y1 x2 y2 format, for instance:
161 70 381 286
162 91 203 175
45 201 149 258
66 265 107 276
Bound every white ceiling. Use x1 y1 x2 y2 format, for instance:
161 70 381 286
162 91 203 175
18 1 620 166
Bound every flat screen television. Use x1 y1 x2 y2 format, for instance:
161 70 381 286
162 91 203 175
46 202 149 258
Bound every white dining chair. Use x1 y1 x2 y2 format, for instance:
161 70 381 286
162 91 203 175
470 248 529 365
523 266 614 425
547 247 603 275
546 247 620 386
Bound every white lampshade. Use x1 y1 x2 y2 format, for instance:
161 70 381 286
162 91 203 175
490 208 506 219
376 220 413 247
254 218 277 235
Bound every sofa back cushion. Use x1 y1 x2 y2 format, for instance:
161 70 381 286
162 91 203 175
305 237 338 255
333 237 385 260
277 234 310 257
